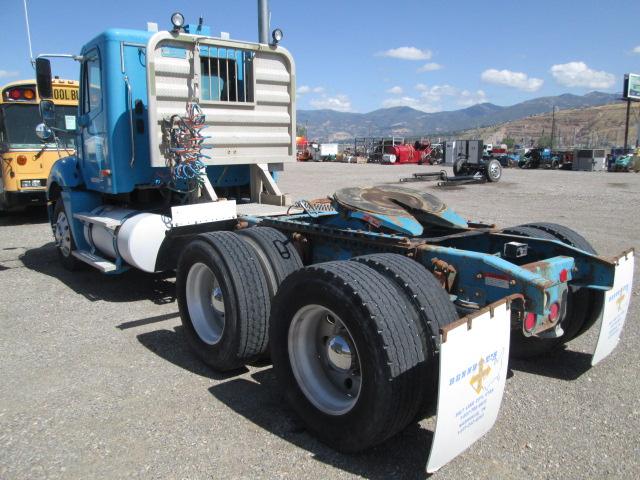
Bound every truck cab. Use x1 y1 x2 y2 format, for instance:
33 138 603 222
37 14 295 273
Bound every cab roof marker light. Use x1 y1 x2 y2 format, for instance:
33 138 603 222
171 12 185 31
271 28 283 45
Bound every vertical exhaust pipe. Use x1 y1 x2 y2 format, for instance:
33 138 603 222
258 0 269 44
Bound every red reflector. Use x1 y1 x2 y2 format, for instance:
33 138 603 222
559 269 568 283
16 155 28 166
8 89 21 100
524 312 536 332
549 303 560 322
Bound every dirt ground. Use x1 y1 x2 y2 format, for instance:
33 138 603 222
1 163 639 479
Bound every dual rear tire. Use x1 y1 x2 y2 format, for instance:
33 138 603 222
177 237 459 452
270 254 458 452
176 227 301 371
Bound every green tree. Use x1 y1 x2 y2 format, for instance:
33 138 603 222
537 135 552 148
501 137 515 149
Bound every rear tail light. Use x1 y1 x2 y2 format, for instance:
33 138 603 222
559 269 568 282
524 312 536 332
16 155 27 166
8 89 21 100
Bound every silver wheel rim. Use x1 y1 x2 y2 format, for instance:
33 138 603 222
54 210 72 257
288 305 362 415
186 263 226 345
490 162 500 178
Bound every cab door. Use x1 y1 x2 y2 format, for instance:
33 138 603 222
79 48 109 191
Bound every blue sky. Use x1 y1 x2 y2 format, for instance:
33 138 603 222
1 0 638 113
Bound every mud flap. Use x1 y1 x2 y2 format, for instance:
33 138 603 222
591 250 635 366
426 296 517 473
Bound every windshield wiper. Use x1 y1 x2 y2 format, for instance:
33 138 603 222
35 143 49 159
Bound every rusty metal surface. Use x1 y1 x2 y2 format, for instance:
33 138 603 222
440 294 524 343
431 257 457 291
333 185 445 216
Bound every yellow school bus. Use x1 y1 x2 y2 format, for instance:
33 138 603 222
0 78 78 210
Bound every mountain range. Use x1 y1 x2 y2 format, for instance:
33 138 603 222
297 92 621 141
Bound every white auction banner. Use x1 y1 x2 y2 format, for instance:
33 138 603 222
592 250 635 366
426 297 513 473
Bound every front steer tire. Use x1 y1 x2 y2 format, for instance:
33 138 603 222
53 200 82 271
270 261 425 452
176 232 270 371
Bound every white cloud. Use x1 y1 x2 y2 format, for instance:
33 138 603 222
381 96 442 113
386 86 403 94
550 61 615 89
458 89 488 107
377 46 432 61
310 94 352 112
298 85 324 96
416 83 457 100
633 45 640 54
385 84 488 112
0 70 19 79
417 62 442 72
481 68 543 92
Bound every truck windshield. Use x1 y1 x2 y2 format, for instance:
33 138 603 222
0 104 77 150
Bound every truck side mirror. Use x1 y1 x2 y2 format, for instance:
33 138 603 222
35 57 53 99
40 100 56 125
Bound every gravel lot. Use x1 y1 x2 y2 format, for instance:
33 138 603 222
1 163 639 479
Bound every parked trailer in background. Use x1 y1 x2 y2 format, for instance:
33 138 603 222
35 1 634 473
573 149 607 171
311 142 338 161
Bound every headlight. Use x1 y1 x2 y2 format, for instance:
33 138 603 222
271 28 283 44
171 12 185 29
20 179 43 188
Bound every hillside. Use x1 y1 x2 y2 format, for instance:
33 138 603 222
297 92 620 141
456 102 639 148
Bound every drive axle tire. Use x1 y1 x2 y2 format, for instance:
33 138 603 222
502 223 601 358
177 232 270 371
520 222 595 254
520 222 602 340
237 227 303 298
270 261 425 452
351 253 458 413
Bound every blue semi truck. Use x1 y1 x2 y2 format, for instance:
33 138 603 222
33 1 634 472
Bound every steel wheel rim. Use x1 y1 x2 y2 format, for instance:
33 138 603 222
186 262 226 345
54 210 72 257
489 162 500 178
288 305 362 415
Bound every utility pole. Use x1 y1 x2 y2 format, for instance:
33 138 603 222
623 99 631 151
550 106 557 151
